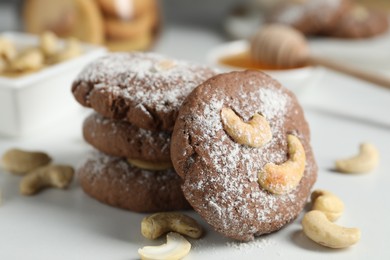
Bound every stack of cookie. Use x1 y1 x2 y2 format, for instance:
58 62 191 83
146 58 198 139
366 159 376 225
98 0 160 51
267 0 389 39
23 0 159 51
71 52 217 213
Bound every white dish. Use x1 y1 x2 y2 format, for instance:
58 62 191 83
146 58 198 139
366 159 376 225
0 32 107 137
207 40 323 96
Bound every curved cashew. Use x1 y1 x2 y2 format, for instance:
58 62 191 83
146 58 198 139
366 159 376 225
258 134 306 195
302 210 361 249
40 31 59 57
311 190 344 222
1 148 52 175
335 143 379 173
127 159 173 171
221 107 272 148
20 164 74 195
10 48 44 72
141 212 203 240
138 232 191 260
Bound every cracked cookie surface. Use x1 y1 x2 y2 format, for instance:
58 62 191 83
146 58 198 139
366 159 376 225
72 52 217 131
171 70 317 241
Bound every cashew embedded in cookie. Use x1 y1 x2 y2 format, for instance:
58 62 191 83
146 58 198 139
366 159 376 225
20 164 74 195
221 107 272 148
258 134 306 195
141 212 203 240
335 142 379 173
138 232 191 260
127 158 173 171
302 210 361 248
311 189 344 222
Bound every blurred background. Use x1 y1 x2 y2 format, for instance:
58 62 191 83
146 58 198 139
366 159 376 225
1 0 390 57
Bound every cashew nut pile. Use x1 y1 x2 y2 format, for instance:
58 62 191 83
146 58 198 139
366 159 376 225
335 142 379 173
258 134 306 195
302 189 361 248
0 31 82 76
1 148 74 195
139 212 203 259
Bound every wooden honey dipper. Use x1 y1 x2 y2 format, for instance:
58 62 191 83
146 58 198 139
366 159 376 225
250 24 390 89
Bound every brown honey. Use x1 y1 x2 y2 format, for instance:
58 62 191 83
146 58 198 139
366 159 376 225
218 50 305 71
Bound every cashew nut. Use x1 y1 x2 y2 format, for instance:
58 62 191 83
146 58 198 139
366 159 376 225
0 37 17 61
9 48 44 72
311 190 344 222
302 210 361 248
153 60 177 72
1 148 52 175
221 107 272 148
138 232 191 260
40 31 59 57
49 38 82 64
127 159 173 171
141 212 203 240
335 143 379 173
258 134 306 194
20 164 74 195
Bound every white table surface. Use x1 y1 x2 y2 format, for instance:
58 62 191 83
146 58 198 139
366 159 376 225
1 25 390 259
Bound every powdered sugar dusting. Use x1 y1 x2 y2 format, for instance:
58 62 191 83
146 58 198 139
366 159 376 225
178 72 316 240
76 52 217 114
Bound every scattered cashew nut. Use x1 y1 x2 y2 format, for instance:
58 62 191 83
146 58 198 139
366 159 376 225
153 59 177 71
302 210 361 248
127 158 173 171
221 107 272 148
141 212 203 240
40 31 59 57
258 134 306 194
335 142 379 173
1 148 52 175
138 232 191 260
19 164 74 195
311 189 344 222
9 48 44 71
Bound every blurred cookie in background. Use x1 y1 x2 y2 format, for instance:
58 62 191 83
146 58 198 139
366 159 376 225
266 0 351 35
22 0 160 51
23 0 104 44
325 5 389 38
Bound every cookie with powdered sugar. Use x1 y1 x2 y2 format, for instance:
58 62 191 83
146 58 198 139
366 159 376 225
72 52 217 131
83 113 171 163
77 151 190 212
326 5 389 38
171 70 317 241
267 0 351 35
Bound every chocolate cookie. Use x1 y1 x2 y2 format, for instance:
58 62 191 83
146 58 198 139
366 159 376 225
171 70 317 241
267 0 351 35
72 52 217 131
77 151 191 212
97 0 156 20
326 5 389 38
83 113 171 163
